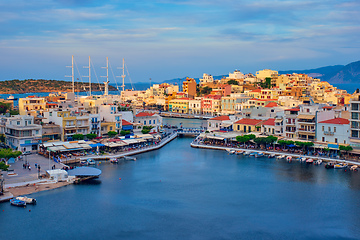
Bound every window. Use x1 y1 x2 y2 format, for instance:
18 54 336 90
144 120 146 125
322 126 324 131
335 138 338 143
322 137 325 142
328 127 331 131
50 112 52 116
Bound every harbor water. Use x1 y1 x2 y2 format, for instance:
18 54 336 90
1 119 360 239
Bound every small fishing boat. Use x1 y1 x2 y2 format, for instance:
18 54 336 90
306 158 314 164
325 162 335 169
268 153 276 158
226 149 235 154
249 152 257 157
243 151 251 156
286 156 292 162
300 157 307 162
16 196 36 204
235 150 243 155
10 199 26 207
314 160 322 165
6 95 18 101
256 152 264 158
87 159 96 165
110 158 119 163
276 155 286 159
350 165 358 171
334 162 348 169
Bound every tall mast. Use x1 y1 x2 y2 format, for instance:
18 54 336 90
66 55 75 93
101 57 109 96
117 58 126 92
83 56 91 96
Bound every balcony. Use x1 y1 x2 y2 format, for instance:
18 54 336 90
324 131 334 136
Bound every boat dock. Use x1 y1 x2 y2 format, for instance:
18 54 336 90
190 142 360 166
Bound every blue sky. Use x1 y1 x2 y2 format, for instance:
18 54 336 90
0 0 360 84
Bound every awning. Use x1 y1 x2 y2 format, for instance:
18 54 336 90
205 135 225 140
20 143 38 147
221 123 232 128
89 143 105 148
297 114 315 120
274 119 283 123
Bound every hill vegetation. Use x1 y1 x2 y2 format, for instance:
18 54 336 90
0 79 118 94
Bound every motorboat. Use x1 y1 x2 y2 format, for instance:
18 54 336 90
256 152 264 158
6 95 18 101
110 158 119 163
300 157 307 162
306 158 314 164
350 165 358 171
243 151 251 156
85 159 96 165
268 153 276 158
286 156 292 162
249 152 257 157
235 150 243 155
226 149 235 154
10 199 26 207
124 156 136 161
314 160 322 165
334 163 348 169
16 196 36 204
325 162 335 169
276 155 286 159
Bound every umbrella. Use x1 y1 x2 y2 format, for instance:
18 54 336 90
288 144 296 147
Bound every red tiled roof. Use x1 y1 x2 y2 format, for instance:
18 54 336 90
234 118 264 125
136 112 155 117
204 94 222 100
322 106 334 109
262 118 275 126
209 116 230 121
122 119 133 125
318 118 349 125
285 108 300 111
265 102 278 108
250 89 262 92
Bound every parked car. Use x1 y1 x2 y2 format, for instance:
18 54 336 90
23 151 32 155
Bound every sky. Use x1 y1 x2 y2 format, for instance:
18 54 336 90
0 0 360 84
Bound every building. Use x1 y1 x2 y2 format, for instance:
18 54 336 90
349 92 360 147
207 115 231 132
317 118 350 145
189 99 202 115
42 123 61 142
182 78 197 99
200 73 214 86
201 95 222 116
135 112 162 132
284 108 299 138
255 69 278 80
169 98 190 114
233 118 264 133
261 118 275 135
5 115 42 152
19 96 47 117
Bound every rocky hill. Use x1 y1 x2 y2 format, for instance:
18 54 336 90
0 79 118 94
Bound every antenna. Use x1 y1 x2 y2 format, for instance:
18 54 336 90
65 55 75 93
83 56 91 96
101 57 109 96
116 58 126 92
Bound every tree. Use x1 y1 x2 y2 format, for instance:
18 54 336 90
108 131 118 138
227 80 238 85
200 86 212 95
86 133 97 140
236 135 251 146
339 145 353 158
0 134 5 143
72 134 84 140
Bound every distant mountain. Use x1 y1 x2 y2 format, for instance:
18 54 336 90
279 60 360 84
279 65 344 79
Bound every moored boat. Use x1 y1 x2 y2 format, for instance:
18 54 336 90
350 165 358 171
300 157 307 162
286 156 292 162
334 162 348 169
276 155 286 159
110 158 119 163
87 159 96 165
226 149 235 154
325 162 335 169
16 196 36 204
268 153 276 158
243 151 250 156
315 160 322 165
306 158 314 164
10 199 26 207
235 150 243 155
256 152 264 158
249 152 257 157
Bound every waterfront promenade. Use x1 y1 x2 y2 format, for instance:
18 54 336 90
190 141 360 166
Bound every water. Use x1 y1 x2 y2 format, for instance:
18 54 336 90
1 128 360 239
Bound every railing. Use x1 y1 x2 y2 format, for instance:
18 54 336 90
324 131 334 136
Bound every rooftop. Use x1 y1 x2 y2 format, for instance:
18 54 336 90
318 118 350 125
234 118 264 126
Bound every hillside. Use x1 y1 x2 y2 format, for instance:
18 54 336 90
279 60 360 83
0 79 117 94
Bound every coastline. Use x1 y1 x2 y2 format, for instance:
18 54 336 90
1 132 179 202
190 142 360 166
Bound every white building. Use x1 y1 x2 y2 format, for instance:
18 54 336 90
134 112 162 132
200 73 214 86
317 118 350 145
227 70 244 80
5 115 42 152
189 99 202 115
